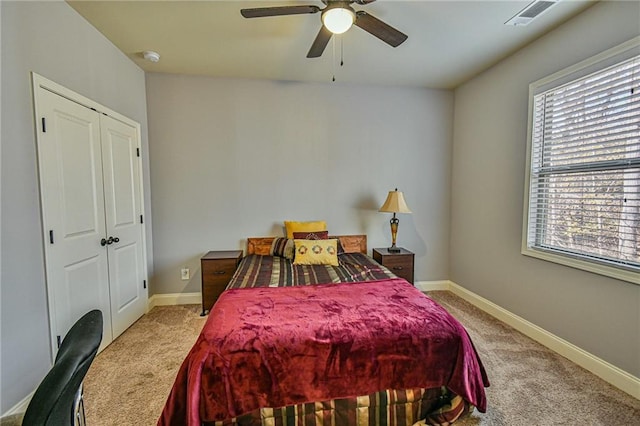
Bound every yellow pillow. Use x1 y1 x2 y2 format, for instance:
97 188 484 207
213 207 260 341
284 220 327 239
293 239 339 266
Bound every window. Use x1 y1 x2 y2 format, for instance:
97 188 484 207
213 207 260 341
523 40 640 284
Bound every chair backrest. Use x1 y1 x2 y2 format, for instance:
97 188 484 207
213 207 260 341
22 310 103 426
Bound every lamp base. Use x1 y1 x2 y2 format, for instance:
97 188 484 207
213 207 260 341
387 247 401 253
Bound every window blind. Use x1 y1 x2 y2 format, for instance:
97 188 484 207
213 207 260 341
526 55 640 271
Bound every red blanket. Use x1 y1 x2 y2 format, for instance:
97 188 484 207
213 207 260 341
158 279 489 425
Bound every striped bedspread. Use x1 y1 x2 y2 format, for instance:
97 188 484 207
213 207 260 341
211 387 464 426
227 252 396 289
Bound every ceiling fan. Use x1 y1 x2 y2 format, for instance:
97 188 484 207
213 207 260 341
240 0 408 58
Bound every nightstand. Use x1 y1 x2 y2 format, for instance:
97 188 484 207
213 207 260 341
372 247 415 284
200 250 243 315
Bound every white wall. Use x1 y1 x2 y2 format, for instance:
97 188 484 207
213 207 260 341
146 74 453 295
451 1 640 377
0 1 152 412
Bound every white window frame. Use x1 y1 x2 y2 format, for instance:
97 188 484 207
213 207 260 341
522 37 640 285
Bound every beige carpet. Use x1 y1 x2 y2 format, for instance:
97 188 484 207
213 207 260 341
84 304 207 425
83 292 640 425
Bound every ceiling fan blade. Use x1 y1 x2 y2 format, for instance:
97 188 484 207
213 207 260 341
354 0 377 4
354 11 407 47
307 26 333 58
241 5 321 18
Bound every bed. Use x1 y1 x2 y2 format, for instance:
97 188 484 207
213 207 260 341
159 235 489 426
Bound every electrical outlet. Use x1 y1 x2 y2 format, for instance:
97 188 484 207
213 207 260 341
181 268 190 281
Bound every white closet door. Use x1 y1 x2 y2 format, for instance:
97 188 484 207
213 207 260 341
100 115 146 338
36 89 114 348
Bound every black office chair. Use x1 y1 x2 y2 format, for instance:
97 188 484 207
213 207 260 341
1 310 103 426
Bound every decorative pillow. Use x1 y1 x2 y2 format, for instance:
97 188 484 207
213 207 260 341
293 239 339 266
269 237 294 260
284 220 327 239
292 230 329 240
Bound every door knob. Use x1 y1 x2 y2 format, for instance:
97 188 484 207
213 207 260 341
101 236 120 246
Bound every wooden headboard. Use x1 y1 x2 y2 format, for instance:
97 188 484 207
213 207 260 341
247 235 367 255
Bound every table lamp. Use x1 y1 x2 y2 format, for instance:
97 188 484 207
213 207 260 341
378 188 412 253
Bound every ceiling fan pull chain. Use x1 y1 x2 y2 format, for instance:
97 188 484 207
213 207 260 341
340 36 344 67
332 36 336 82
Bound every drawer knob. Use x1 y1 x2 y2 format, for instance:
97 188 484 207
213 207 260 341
214 271 226 275
392 266 403 270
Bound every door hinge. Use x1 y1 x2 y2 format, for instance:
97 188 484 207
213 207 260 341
140 214 144 224
136 148 140 157
41 117 46 133
143 280 147 289
49 230 54 244
56 335 61 348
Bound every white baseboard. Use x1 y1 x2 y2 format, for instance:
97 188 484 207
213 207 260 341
414 280 451 292
446 281 640 400
2 390 33 417
148 292 201 310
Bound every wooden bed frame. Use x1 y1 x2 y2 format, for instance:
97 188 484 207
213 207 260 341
247 235 367 255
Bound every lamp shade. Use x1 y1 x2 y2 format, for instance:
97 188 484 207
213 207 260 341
379 189 412 214
322 7 355 34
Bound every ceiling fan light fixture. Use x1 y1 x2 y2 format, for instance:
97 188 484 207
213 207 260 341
322 7 355 34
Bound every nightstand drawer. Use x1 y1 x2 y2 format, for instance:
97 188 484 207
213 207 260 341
372 247 415 284
384 256 412 272
202 259 238 283
201 250 243 315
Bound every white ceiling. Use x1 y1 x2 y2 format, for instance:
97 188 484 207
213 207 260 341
68 0 596 89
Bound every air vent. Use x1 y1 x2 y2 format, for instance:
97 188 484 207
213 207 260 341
505 0 558 26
